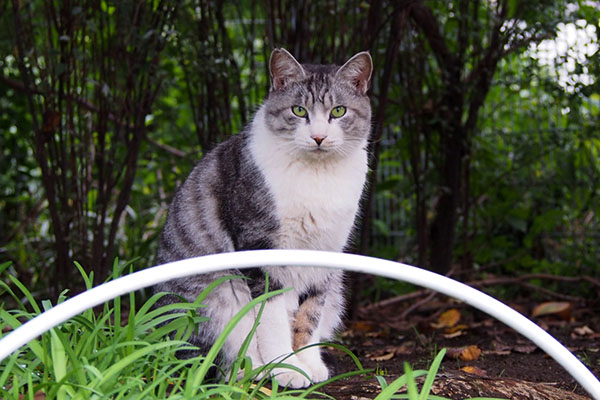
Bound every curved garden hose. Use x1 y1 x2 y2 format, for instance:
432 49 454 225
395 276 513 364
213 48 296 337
0 250 598 399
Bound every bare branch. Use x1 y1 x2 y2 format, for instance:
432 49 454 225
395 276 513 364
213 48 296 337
409 0 456 79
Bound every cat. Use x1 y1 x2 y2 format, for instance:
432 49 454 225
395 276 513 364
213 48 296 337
154 48 372 388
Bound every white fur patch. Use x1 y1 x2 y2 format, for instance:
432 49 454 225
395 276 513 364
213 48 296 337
249 107 368 256
249 106 368 295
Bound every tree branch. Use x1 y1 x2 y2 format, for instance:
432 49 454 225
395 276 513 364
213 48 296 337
409 0 456 79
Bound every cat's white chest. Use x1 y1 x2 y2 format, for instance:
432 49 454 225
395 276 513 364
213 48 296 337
273 156 366 251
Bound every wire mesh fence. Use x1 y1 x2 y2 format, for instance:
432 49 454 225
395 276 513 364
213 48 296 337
370 21 599 273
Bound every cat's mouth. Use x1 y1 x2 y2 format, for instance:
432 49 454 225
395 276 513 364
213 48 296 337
307 145 332 154
303 146 341 160
307 141 336 152
296 141 340 156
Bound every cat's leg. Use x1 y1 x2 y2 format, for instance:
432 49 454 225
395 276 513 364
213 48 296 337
311 273 345 343
291 291 330 383
292 271 345 383
254 291 312 388
201 278 265 371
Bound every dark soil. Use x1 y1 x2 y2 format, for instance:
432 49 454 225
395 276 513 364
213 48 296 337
320 291 600 399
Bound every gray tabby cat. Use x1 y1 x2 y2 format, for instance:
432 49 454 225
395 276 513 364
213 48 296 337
155 48 372 388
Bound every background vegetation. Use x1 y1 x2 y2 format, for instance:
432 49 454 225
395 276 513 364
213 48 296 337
1 0 599 302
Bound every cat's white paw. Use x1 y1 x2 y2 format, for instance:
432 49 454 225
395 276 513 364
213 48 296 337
307 360 329 383
268 357 328 387
271 368 311 388
297 348 329 383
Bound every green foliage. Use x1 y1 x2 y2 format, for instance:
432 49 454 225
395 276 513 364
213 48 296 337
0 263 409 399
0 264 329 398
1 1 599 299
465 46 600 279
368 1 600 288
0 265 508 399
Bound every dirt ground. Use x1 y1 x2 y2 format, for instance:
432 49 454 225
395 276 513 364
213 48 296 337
320 286 600 399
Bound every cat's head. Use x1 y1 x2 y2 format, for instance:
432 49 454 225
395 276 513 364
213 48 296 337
262 48 372 159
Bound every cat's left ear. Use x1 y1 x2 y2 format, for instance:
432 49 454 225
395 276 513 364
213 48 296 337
269 48 306 91
336 51 373 95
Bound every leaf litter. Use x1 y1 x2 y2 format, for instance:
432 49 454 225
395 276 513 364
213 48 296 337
329 292 600 399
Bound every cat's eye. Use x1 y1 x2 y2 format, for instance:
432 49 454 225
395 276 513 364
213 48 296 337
292 105 307 117
330 106 347 118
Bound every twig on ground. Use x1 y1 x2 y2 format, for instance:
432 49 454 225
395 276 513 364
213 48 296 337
362 289 429 312
400 290 438 320
362 273 596 316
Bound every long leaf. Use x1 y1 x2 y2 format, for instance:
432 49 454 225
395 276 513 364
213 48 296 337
419 348 446 400
373 370 428 400
7 275 41 314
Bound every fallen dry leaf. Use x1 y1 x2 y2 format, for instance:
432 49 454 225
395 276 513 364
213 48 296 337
365 329 388 338
387 342 414 355
365 343 414 361
372 352 395 362
531 301 572 320
443 323 469 338
573 325 595 337
461 345 482 361
513 344 537 354
352 321 377 332
443 330 467 339
448 345 482 361
342 321 377 337
461 365 488 377
446 324 469 334
365 349 394 361
431 308 461 329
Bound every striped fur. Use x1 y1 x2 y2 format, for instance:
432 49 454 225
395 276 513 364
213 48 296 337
153 48 372 388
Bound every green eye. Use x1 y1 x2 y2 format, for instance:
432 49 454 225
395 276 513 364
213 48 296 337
292 105 307 117
331 106 347 118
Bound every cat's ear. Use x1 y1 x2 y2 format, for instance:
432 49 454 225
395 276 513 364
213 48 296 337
336 51 373 95
269 48 306 91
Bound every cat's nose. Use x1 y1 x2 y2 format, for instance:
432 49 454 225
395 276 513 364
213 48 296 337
311 135 327 146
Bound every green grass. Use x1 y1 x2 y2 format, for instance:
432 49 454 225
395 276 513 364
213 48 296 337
0 261 506 399
373 349 505 400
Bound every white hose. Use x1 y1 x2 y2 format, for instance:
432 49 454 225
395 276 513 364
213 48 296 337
0 250 598 399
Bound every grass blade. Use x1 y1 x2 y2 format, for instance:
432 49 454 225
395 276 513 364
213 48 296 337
419 348 446 400
373 369 428 400
93 341 185 390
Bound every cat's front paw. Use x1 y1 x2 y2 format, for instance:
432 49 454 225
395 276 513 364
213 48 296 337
297 348 330 383
271 368 311 388
307 360 329 383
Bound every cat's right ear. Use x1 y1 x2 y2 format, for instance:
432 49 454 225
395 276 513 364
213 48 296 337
269 48 306 91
